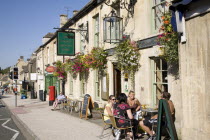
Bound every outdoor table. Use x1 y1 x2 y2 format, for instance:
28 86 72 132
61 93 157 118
141 108 158 117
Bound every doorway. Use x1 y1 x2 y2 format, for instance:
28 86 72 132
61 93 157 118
45 74 60 96
113 63 121 98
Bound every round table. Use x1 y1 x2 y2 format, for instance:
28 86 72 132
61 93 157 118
141 108 158 117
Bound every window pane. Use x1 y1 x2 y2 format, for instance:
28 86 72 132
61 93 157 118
162 71 167 83
162 59 167 70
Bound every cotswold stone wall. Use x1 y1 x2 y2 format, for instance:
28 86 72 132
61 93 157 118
180 12 210 140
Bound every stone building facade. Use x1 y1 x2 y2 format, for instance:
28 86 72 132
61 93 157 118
171 0 210 139
15 56 27 92
34 0 182 137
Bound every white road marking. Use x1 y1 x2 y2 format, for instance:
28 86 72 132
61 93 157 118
0 118 19 140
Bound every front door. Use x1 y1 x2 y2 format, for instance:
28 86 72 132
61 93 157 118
45 74 60 95
113 64 121 97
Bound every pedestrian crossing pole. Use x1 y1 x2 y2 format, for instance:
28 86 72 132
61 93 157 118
13 67 18 107
15 80 17 107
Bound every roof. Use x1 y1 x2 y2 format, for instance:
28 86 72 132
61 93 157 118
170 0 195 11
43 33 54 38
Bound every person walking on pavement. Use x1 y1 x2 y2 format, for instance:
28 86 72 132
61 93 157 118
2 88 4 95
51 92 66 111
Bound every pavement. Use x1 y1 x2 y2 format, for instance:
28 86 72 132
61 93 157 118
0 93 149 140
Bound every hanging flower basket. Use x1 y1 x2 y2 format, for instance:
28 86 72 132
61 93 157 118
115 39 140 73
53 60 67 79
71 52 89 76
83 47 108 71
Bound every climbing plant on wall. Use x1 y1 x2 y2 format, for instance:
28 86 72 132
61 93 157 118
158 12 179 63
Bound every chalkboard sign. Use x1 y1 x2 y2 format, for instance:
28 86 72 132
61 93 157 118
80 94 94 119
156 99 178 140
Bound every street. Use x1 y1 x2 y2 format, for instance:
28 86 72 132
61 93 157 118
0 98 26 140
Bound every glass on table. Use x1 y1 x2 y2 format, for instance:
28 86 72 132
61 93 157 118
141 104 149 109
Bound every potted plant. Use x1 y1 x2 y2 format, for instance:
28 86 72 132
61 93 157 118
20 89 27 99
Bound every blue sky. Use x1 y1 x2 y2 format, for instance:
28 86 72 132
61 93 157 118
0 0 90 69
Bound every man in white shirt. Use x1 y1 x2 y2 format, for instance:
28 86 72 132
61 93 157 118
51 92 66 110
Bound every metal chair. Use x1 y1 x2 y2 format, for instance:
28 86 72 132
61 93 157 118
109 115 134 140
100 113 112 138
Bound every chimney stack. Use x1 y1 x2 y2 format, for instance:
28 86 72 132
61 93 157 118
73 10 79 16
20 56 24 60
60 15 68 28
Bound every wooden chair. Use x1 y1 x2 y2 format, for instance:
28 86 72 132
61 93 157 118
60 98 70 111
74 100 83 113
69 99 77 113
100 113 112 138
109 115 134 140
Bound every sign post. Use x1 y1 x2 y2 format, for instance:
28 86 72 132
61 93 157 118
57 31 75 95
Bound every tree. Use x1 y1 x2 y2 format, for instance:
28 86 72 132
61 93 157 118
0 67 10 74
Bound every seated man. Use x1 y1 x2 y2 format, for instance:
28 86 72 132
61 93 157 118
139 92 175 140
51 92 66 111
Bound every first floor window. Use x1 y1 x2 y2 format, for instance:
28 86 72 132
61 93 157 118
93 14 99 47
152 0 167 31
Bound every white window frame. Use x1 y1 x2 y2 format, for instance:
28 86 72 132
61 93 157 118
93 14 99 47
152 0 168 32
151 58 168 106
95 69 100 100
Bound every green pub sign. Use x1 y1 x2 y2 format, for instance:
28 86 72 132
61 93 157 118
57 31 75 56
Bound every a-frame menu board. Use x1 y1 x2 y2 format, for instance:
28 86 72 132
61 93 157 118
156 99 178 140
80 94 94 119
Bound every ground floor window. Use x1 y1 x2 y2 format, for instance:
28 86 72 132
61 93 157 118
69 75 73 95
151 58 168 106
80 73 87 96
95 69 100 100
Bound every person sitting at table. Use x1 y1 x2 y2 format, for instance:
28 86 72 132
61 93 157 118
139 92 175 140
127 90 141 114
51 92 66 111
113 93 134 140
103 95 116 123
127 90 142 138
